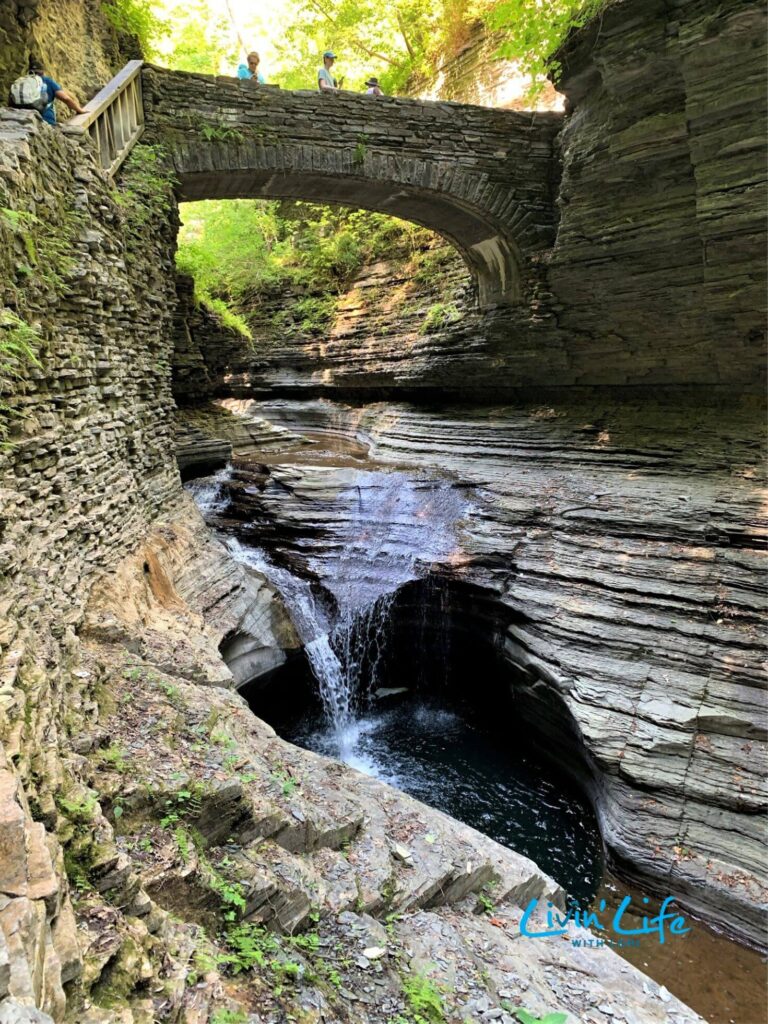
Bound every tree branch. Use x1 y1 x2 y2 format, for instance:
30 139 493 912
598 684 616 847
396 9 415 60
303 0 405 68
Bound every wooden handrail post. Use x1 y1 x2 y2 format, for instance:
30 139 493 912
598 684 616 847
63 60 145 178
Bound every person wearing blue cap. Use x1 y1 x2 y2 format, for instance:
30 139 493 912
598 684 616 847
318 51 343 91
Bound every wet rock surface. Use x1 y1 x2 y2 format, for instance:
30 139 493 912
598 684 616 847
179 395 766 951
71 551 704 1024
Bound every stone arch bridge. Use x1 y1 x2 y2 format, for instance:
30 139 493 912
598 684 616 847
139 65 563 308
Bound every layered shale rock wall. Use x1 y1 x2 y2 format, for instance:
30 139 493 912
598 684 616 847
190 395 767 949
548 0 767 388
0 0 132 109
0 113 180 629
0 116 288 1020
0 110 178 1017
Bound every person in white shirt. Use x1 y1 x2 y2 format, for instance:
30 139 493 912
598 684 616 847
318 51 343 91
365 76 383 96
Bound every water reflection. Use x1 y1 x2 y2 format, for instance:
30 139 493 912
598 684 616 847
267 691 604 908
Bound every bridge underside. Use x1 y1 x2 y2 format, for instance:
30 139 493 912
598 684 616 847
177 169 522 307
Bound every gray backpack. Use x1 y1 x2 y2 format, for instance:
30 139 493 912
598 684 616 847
9 74 49 112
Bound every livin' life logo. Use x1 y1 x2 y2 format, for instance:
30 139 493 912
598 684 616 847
520 895 691 949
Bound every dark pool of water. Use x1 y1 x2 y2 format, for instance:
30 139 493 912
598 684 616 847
251 680 767 1024
255 687 604 908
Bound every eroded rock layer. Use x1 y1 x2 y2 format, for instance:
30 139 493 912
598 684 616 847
181 395 767 949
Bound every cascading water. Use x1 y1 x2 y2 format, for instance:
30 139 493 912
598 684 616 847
187 461 470 768
184 463 232 516
223 538 356 759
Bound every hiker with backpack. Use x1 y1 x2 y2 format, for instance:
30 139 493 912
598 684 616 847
8 57 86 126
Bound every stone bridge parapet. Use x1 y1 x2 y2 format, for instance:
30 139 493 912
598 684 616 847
140 65 563 308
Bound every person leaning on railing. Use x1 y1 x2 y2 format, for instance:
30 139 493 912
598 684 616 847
8 56 85 125
237 51 266 84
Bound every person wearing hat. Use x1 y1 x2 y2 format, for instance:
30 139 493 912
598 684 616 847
8 56 85 126
364 76 383 96
318 51 343 91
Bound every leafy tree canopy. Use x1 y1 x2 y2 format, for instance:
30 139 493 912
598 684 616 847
105 0 604 98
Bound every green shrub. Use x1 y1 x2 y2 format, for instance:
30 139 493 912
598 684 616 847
0 311 42 441
420 302 461 333
513 1011 568 1024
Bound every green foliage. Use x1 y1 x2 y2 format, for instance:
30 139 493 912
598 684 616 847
200 123 245 144
103 0 604 106
176 199 280 334
401 971 446 1023
267 0 603 99
0 311 41 398
475 886 495 915
100 0 169 56
159 784 204 828
420 301 461 333
160 1 239 74
176 199 429 338
486 0 607 96
270 766 300 797
218 921 279 973
114 144 176 237
207 862 247 922
2 203 83 300
353 135 368 165
271 0 451 94
99 744 129 773
202 297 251 338
174 826 192 864
210 1011 248 1024
56 792 98 824
513 1011 568 1024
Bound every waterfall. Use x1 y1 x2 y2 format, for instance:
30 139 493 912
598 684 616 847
184 464 232 516
194 467 469 767
224 539 358 759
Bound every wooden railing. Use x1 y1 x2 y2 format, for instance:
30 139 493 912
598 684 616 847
63 60 144 178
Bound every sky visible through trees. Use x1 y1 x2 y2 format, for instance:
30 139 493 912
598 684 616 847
107 0 604 335
107 0 604 98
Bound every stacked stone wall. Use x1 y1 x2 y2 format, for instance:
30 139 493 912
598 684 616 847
0 112 182 1017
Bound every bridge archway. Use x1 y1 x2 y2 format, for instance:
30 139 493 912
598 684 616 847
141 67 562 310
176 161 520 307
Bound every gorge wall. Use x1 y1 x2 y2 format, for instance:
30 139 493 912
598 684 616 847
0 0 133 108
168 0 766 954
192 393 765 952
0 118 702 1024
175 0 765 395
0 109 181 1017
0 0 764 1018
548 0 766 388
